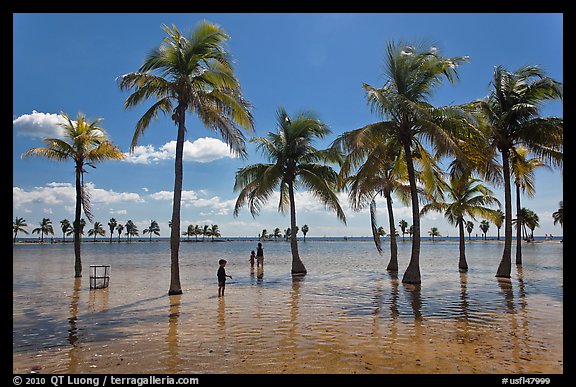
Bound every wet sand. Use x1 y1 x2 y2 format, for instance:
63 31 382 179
13 241 563 374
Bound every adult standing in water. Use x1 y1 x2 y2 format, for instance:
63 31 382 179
256 242 264 268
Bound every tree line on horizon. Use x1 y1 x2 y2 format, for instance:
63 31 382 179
17 21 563 295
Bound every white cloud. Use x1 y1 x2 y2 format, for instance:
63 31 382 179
123 138 236 164
13 111 68 138
13 182 143 208
149 189 235 215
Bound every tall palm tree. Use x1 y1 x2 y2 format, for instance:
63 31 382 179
116 223 124 242
22 112 124 277
234 107 346 275
470 65 562 278
88 221 106 242
301 224 309 241
494 210 504 241
118 21 254 295
32 218 54 243
125 220 138 242
480 220 490 240
428 227 441 241
421 173 500 272
399 219 408 242
13 217 29 244
466 221 474 241
143 220 161 241
524 209 540 240
359 40 469 284
511 146 547 264
60 219 71 243
552 201 563 227
108 218 118 243
209 224 220 241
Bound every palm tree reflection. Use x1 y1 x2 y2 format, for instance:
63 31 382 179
67 277 82 372
166 294 181 372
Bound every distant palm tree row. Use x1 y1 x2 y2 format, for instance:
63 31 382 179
20 21 562 292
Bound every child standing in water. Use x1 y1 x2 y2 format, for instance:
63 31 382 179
217 259 232 297
249 250 256 268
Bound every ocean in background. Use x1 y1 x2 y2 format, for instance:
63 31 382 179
13 239 563 373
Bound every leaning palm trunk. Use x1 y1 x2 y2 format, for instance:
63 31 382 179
289 181 306 275
515 184 522 265
496 150 513 278
401 138 421 284
385 191 398 272
458 219 468 272
74 162 82 277
168 106 185 295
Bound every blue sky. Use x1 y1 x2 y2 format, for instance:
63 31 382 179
13 13 563 238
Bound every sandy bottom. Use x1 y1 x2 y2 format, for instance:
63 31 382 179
13 273 562 374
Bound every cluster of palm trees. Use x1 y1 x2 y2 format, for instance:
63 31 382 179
19 21 562 293
259 224 309 241
182 224 221 241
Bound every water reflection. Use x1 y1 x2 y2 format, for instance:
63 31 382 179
166 294 181 373
67 277 81 373
459 272 469 322
88 287 109 313
256 266 264 282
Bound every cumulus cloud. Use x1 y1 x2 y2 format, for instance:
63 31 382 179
13 182 143 208
149 189 234 215
13 111 68 138
123 138 236 164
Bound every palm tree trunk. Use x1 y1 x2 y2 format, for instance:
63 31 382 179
288 180 306 275
401 138 421 284
74 163 82 278
168 106 185 295
496 149 512 278
515 184 522 265
458 219 468 272
385 191 398 272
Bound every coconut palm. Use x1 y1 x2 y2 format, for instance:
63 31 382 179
421 173 500 272
125 220 138 242
470 65 562 278
234 107 346 275
260 229 268 240
429 227 441 241
22 112 124 277
32 218 54 243
301 224 309 241
118 21 254 295
511 146 547 264
494 210 505 241
552 201 563 227
273 228 282 240
466 221 474 241
13 217 29 244
116 223 124 242
66 219 86 239
108 218 118 243
202 225 210 241
480 220 490 240
209 224 220 241
143 220 161 241
358 40 469 284
88 222 106 242
183 225 194 241
193 225 202 241
524 209 540 240
60 219 71 243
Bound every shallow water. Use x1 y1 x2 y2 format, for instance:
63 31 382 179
13 239 563 374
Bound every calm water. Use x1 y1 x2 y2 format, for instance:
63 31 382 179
13 240 563 374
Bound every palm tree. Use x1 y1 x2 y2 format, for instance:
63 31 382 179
108 218 117 243
209 224 220 241
301 224 309 241
193 225 202 241
116 223 124 242
399 219 408 242
22 112 124 277
421 173 500 272
118 21 254 295
234 107 346 275
60 219 71 243
284 228 291 241
32 218 54 243
66 219 86 240
260 229 268 240
377 226 386 237
552 201 563 227
511 146 547 264
466 221 474 241
428 227 441 241
470 65 562 278
480 220 490 240
524 209 540 240
202 225 210 241
143 220 161 241
273 228 282 240
494 210 504 241
125 220 138 242
358 40 469 284
88 222 106 242
183 225 194 241
13 217 29 244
